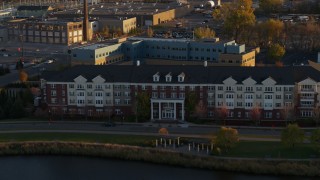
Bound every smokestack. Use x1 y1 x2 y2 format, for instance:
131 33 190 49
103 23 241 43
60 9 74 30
83 0 89 41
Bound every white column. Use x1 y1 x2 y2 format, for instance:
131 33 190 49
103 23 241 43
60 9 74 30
181 101 184 121
158 102 161 120
174 102 176 120
151 101 153 120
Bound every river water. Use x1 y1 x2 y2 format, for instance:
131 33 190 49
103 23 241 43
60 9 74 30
0 156 314 180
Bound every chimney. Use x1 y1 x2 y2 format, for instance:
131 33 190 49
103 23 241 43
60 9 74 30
83 0 89 41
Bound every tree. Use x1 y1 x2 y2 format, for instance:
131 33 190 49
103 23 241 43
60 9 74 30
0 107 5 119
221 0 256 41
185 92 197 117
136 92 150 121
215 105 228 125
310 128 320 151
250 105 261 126
214 127 239 151
194 27 215 39
147 27 154 37
19 70 28 83
259 0 284 14
268 43 285 63
281 124 304 148
10 98 25 119
158 127 169 135
256 19 284 47
100 26 110 38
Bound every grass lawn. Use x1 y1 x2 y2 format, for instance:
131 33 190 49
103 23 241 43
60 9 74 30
0 133 156 146
221 141 319 159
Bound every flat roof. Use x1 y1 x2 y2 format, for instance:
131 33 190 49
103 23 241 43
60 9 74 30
73 43 118 50
55 2 188 16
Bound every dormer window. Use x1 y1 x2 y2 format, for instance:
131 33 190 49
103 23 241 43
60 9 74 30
165 72 172 82
153 72 160 82
178 72 185 82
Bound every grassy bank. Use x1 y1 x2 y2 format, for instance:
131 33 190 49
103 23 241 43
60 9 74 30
0 133 155 146
1 132 318 159
0 141 319 177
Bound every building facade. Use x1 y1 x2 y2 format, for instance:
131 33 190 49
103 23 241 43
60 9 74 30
7 19 84 45
71 37 256 66
41 65 320 121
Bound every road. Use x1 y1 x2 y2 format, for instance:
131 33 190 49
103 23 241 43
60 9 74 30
0 121 284 139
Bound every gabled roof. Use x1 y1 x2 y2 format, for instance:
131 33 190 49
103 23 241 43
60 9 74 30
42 65 320 85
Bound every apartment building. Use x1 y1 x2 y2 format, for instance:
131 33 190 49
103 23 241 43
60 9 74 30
71 37 256 66
7 19 84 45
41 64 320 121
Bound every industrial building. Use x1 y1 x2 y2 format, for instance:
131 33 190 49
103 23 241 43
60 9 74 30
71 37 256 66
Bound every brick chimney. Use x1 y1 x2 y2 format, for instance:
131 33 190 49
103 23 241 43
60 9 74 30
83 0 89 41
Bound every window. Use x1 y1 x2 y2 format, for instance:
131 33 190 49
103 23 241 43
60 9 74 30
208 111 214 117
245 102 253 108
218 94 223 98
179 93 185 99
114 92 121 97
245 94 253 99
69 92 75 96
276 95 281 99
237 86 242 91
218 86 223 91
226 102 234 107
77 92 85 96
245 87 253 92
95 92 103 97
264 103 273 108
77 84 84 89
87 84 92 89
237 102 242 107
166 75 172 82
114 85 121 89
95 100 103 105
237 112 241 118
264 94 273 99
178 76 184 82
227 111 234 117
265 112 272 118
265 87 273 92
124 99 131 105
285 94 292 100
87 92 92 96
190 86 195 91
208 86 215 91
160 86 165 90
160 92 166 98
152 85 157 90
105 92 111 97
256 87 262 91
105 84 111 89
226 94 233 99
124 92 130 97
275 103 281 107
51 98 57 104
62 91 65 96
300 110 313 117
179 86 185 91
208 93 214 99
141 85 147 90
69 84 74 88
226 86 233 91
95 84 102 90
51 90 56 96
153 75 159 82
152 92 158 98
171 86 176 90
171 93 177 98
50 84 56 89
115 99 121 105
276 87 281 91
208 101 214 107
